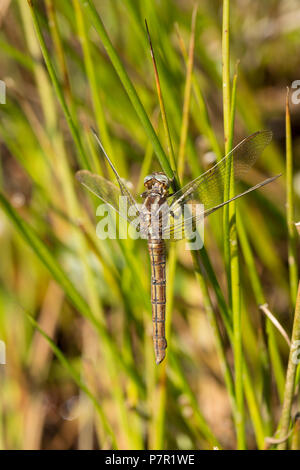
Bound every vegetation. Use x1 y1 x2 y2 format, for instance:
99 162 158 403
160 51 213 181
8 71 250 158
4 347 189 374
0 0 299 450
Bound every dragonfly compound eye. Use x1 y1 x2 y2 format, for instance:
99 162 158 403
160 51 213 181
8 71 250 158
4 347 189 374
144 175 154 186
154 174 170 186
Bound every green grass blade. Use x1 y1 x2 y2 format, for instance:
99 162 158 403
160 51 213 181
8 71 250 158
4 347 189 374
237 212 285 404
177 5 197 180
145 20 176 172
286 88 299 307
27 0 91 170
73 0 116 171
277 282 300 449
79 0 174 181
222 0 245 449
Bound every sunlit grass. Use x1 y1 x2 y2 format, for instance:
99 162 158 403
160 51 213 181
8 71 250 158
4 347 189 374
0 0 299 450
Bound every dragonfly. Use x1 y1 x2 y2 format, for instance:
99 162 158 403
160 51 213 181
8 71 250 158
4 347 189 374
76 129 280 364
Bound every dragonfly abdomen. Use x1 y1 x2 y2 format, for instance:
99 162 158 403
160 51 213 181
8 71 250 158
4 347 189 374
148 239 167 364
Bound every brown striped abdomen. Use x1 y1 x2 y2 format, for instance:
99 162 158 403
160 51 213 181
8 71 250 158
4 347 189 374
148 239 167 364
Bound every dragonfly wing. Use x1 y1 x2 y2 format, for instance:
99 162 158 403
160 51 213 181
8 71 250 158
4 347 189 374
162 130 275 241
168 130 272 216
162 200 204 241
76 170 140 224
91 128 140 216
163 174 281 241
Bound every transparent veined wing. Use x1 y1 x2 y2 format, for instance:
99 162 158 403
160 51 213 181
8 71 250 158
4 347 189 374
90 127 140 215
76 128 140 224
162 175 280 240
76 170 140 224
162 130 278 240
168 130 272 214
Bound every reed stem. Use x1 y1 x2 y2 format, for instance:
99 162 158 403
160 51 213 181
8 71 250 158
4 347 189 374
222 0 246 449
286 88 299 307
278 282 300 449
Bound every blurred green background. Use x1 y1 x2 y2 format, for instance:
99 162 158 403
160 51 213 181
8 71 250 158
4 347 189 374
0 0 299 450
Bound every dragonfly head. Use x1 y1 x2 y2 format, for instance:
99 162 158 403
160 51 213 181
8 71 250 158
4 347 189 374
143 173 170 194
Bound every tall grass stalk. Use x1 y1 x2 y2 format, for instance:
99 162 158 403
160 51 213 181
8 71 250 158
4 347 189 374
285 88 299 307
45 0 75 118
222 0 245 449
177 4 197 179
291 414 300 450
277 93 300 449
174 24 222 160
277 282 300 449
79 0 174 181
144 20 176 172
237 213 285 403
